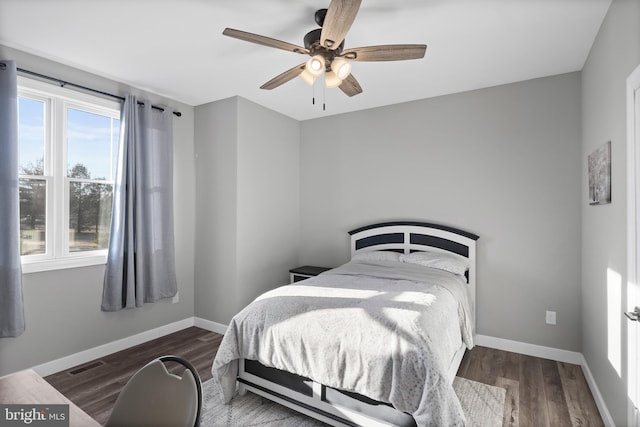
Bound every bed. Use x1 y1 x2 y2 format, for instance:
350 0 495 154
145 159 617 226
212 221 479 426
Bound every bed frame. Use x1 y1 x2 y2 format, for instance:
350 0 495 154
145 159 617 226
236 221 479 427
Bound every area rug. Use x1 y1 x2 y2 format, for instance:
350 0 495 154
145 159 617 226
200 377 506 426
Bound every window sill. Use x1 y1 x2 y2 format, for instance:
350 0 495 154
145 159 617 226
22 254 107 274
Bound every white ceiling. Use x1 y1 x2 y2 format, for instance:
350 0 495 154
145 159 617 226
0 0 611 121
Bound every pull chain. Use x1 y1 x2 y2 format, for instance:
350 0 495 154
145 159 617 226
323 83 326 111
309 76 328 112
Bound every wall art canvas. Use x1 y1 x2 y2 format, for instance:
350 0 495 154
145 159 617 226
588 140 611 205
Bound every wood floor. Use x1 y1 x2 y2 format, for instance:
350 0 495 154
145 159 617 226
457 345 604 426
44 326 604 426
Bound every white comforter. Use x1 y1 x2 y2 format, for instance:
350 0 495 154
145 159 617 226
212 260 474 426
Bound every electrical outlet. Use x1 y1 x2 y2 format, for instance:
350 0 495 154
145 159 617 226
172 292 179 304
546 310 556 325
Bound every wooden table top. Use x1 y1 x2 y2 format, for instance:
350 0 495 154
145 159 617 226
0 369 101 427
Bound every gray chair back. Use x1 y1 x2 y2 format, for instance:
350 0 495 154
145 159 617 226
105 355 202 427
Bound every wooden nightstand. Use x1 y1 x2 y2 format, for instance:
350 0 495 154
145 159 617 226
289 265 332 283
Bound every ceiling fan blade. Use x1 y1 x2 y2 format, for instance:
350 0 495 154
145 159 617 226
321 0 362 50
339 74 363 97
223 28 309 55
341 44 427 61
260 63 307 90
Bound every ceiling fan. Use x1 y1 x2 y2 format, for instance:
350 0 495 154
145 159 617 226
222 0 427 97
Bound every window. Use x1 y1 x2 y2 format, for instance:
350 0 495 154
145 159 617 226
18 77 121 273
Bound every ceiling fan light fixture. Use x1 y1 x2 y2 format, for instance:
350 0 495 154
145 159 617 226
299 68 316 86
332 58 352 80
325 70 343 89
306 55 325 77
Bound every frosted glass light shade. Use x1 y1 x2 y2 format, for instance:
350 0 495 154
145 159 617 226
332 58 351 80
325 71 342 88
306 55 325 77
299 69 315 86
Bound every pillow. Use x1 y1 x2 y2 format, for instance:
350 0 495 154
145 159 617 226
399 251 469 276
352 250 402 262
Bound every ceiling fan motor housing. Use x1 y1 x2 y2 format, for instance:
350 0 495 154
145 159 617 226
304 28 344 69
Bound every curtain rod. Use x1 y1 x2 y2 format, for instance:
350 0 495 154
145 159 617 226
0 63 181 117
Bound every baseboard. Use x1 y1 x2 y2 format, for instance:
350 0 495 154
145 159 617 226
474 334 583 364
31 317 226 377
32 317 195 377
475 334 614 427
578 354 616 427
194 317 228 334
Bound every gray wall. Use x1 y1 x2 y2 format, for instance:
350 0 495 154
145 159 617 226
0 46 196 376
299 73 583 351
581 0 640 424
194 96 300 325
194 97 239 323
235 98 300 308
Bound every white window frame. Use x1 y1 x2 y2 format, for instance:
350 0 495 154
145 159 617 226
18 77 121 274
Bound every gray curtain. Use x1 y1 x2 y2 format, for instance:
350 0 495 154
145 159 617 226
0 60 25 337
102 95 177 311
